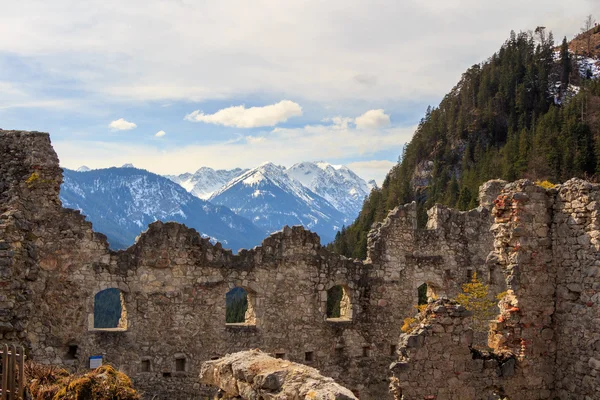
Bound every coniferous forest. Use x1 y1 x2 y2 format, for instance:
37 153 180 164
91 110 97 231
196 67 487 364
330 28 600 259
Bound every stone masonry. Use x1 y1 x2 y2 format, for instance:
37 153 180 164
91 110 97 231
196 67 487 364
1 130 599 399
391 180 600 399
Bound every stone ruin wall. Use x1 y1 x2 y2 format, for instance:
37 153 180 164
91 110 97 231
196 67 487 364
1 130 599 399
391 179 600 399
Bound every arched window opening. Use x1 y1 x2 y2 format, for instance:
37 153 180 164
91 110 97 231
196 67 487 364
326 285 352 320
92 288 127 330
225 287 256 325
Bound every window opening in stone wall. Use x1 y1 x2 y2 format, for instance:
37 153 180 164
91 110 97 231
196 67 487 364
225 287 256 325
275 353 285 359
175 357 186 372
488 266 495 284
93 288 127 330
66 345 78 360
162 372 171 378
305 351 314 362
466 269 473 281
326 285 352 320
390 344 397 356
417 283 428 305
141 359 151 372
335 347 344 357
362 346 371 357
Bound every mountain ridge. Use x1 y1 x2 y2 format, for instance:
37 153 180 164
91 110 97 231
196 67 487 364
60 166 267 251
208 162 348 243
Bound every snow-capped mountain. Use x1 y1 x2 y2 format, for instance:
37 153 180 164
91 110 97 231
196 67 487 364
60 167 267 251
165 167 248 199
209 162 347 244
285 161 370 220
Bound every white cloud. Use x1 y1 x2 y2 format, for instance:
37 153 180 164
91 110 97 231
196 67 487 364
184 100 302 128
355 109 391 129
0 1 590 105
347 160 396 184
347 160 396 170
55 110 414 184
108 118 137 131
155 130 166 137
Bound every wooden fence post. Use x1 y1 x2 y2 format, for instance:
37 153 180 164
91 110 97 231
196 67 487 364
0 344 25 400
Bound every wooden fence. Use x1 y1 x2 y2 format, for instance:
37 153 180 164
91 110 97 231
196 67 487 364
0 344 25 400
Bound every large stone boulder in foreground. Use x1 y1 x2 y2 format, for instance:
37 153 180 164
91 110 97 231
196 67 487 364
200 349 357 399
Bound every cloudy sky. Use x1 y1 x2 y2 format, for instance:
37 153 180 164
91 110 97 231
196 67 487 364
0 0 596 183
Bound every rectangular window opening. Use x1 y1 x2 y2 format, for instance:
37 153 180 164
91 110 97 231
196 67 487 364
67 345 78 360
141 359 151 372
390 344 397 356
162 372 171 378
275 353 285 359
466 269 473 281
304 351 314 362
175 357 186 372
362 346 371 357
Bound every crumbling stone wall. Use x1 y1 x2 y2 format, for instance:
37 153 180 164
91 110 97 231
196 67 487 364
367 178 506 319
2 130 599 400
390 299 517 400
1 130 507 400
391 179 600 399
552 179 600 398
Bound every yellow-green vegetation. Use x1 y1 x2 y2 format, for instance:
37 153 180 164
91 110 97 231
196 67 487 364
535 180 558 189
401 317 418 333
25 361 139 400
455 273 498 332
26 172 40 186
400 304 428 333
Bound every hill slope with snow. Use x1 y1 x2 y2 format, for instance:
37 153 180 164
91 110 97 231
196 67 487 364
60 167 267 251
165 167 249 199
209 163 348 243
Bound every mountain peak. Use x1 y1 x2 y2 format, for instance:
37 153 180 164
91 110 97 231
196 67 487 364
76 165 91 172
121 163 135 168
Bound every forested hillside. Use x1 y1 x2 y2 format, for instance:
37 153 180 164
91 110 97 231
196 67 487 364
330 27 600 259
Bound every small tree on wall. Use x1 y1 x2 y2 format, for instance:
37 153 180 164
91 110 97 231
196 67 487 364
455 272 497 332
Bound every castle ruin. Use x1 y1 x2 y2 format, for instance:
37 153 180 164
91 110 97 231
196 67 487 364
0 130 598 399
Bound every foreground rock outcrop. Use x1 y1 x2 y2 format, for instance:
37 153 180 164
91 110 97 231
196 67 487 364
200 350 357 399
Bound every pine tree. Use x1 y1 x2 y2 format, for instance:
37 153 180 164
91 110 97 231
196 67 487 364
560 37 571 93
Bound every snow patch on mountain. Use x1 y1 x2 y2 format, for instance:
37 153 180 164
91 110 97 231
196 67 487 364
60 167 266 251
286 161 370 220
166 167 248 199
209 162 347 243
